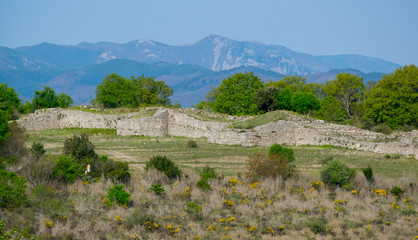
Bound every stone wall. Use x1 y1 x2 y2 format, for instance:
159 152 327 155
117 110 168 137
16 108 417 158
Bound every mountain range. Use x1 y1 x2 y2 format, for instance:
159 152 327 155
0 35 399 106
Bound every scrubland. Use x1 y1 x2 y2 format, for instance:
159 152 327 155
1 128 417 240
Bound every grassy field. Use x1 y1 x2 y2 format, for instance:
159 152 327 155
28 128 417 178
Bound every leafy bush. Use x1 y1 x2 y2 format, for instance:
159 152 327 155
319 156 334 165
196 178 211 190
22 156 56 186
371 123 392 135
187 140 198 148
269 144 295 162
107 185 130 207
306 218 327 234
245 153 295 182
104 159 131 183
362 166 374 183
52 155 82 183
390 186 404 197
30 142 45 158
145 155 181 179
0 122 27 160
320 160 355 187
63 134 98 160
185 201 202 218
196 166 217 190
0 169 28 209
149 183 165 195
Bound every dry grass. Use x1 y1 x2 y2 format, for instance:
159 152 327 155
2 127 415 239
2 167 417 239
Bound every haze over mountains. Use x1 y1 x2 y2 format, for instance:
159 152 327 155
0 35 400 106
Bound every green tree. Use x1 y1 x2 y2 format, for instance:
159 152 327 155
0 112 10 144
57 93 73 108
0 84 21 120
214 72 263 115
319 96 346 122
276 88 293 110
254 87 280 112
196 87 219 111
32 86 59 110
130 75 173 105
364 65 418 129
265 76 307 92
94 73 136 108
291 91 320 114
324 73 364 119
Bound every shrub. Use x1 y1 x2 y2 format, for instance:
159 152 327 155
149 183 165 195
185 201 202 218
269 144 295 162
320 160 355 188
30 142 45 158
196 178 211 190
104 160 131 183
52 155 82 183
126 211 156 230
371 123 392 135
390 186 404 197
319 156 334 165
201 166 218 179
0 169 28 209
245 153 295 182
145 155 181 179
0 122 27 160
107 184 130 207
196 166 217 190
362 166 374 183
306 218 327 234
187 140 198 148
63 134 98 160
21 156 56 186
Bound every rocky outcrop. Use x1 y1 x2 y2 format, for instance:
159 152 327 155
16 108 417 159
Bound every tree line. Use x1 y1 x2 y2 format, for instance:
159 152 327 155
197 65 417 131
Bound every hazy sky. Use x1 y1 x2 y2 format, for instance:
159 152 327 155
1 0 417 65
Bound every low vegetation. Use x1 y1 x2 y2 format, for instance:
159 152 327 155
0 122 416 239
228 111 287 129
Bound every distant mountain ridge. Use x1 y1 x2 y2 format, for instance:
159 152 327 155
0 35 397 106
3 34 399 75
0 59 384 107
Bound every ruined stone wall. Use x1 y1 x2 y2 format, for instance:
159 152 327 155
167 109 228 138
16 108 417 158
117 110 168 137
16 108 125 130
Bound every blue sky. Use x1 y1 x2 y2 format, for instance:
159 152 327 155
1 0 417 65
